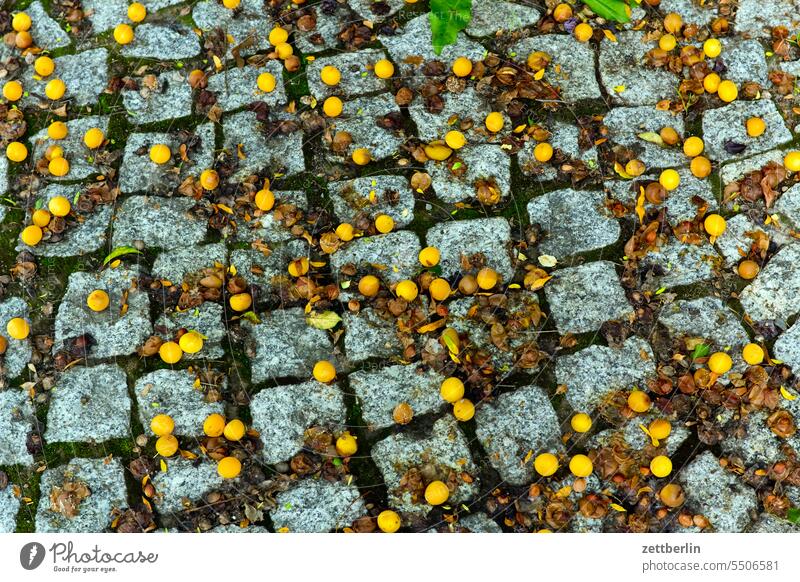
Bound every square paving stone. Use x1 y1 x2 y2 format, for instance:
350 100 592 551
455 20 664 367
13 48 108 108
250 380 346 464
325 93 405 163
122 69 194 125
679 451 757 532
772 183 800 229
329 175 415 228
773 319 800 371
702 99 792 162
294 2 350 54
659 0 717 25
603 107 686 169
154 302 227 360
192 0 273 62
590 413 690 457
152 243 228 284
27 1 70 50
426 144 511 204
409 87 492 144
0 297 33 381
330 230 421 284
151 457 224 514
229 239 308 293
349 0 405 20
121 24 201 60
0 389 35 467
715 213 791 266
0 486 19 532
720 410 787 467
556 336 655 413
657 296 749 351
36 458 127 533
466 0 541 36
426 218 514 280
45 364 131 443
735 0 800 39
349 363 445 430
205 62 287 113
55 266 153 359
527 189 620 258
342 308 400 364
118 123 216 194
235 190 307 243
29 116 110 182
306 49 389 100
111 196 209 249
519 121 599 180
720 39 769 86
372 417 478 515
509 35 602 102
545 260 633 334
719 150 785 187
740 243 800 323
136 369 225 437
246 308 336 383
17 184 112 258
271 479 366 533
638 239 719 290
474 384 562 485
83 0 187 33
599 31 679 106
222 111 305 180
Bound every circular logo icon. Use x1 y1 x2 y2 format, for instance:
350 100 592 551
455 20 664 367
20 542 46 570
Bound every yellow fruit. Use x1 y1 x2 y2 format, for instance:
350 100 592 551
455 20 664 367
738 259 760 280
664 12 682 33
375 214 394 234
257 72 276 93
659 483 685 508
222 0 241 8
269 27 289 46
660 126 680 145
717 80 737 103
149 144 171 164
178 331 203 354
150 414 174 437
429 278 451 301
15 31 32 49
377 510 401 533
419 246 440 267
48 157 69 177
453 398 475 421
690 156 711 179
313 360 336 383
3 80 22 102
485 111 504 133
682 136 704 157
217 456 241 479
335 223 354 241
12 12 31 32
320 65 341 86
424 481 449 505
48 195 71 217
128 2 147 22
199 169 219 190
336 432 357 456
275 42 293 60
440 377 465 403
571 413 592 433
703 38 722 58
374 59 394 79
659 168 680 191
287 257 309 277
223 419 246 441
553 3 573 22
451 57 472 77
628 390 652 413
476 267 498 290
746 117 766 137
650 455 672 478
534 142 553 162
708 351 732 374
424 143 452 161
32 209 51 228
45 145 63 161
444 130 465 150
659 34 677 52
48 121 68 140
114 23 134 45
703 213 726 237
83 127 104 149
395 280 418 302
534 453 559 477
784 151 800 172
352 148 371 165
742 343 764 366
649 419 671 440
574 22 593 42
6 141 27 162
569 454 593 477
323 96 343 117
703 72 720 93
358 274 380 297
203 413 226 437
6 317 30 340
255 189 275 211
20 225 42 246
159 341 182 364
86 290 109 312
229 293 252 312
625 159 645 177
155 435 179 457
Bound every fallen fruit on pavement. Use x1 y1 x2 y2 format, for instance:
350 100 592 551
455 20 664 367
440 377 465 403
650 455 672 478
628 390 651 413
203 413 226 437
7 317 30 340
223 419 246 441
150 414 174 436
178 331 203 354
86 290 110 312
159 341 182 364
424 481 449 505
377 510 401 533
708 352 732 374
453 398 475 421
217 456 241 479
155 434 179 457
742 343 764 365
336 432 358 456
313 360 336 383
571 413 592 433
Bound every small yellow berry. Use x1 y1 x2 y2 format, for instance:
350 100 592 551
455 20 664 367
440 377 465 403
718 80 738 103
223 419 246 441
649 419 671 440
155 434 179 457
114 23 134 45
313 360 336 383
255 189 275 211
83 128 105 149
703 213 726 237
424 481 449 505
217 456 241 479
159 341 183 364
650 455 672 478
268 27 289 46
571 413 592 433
534 453 559 477
569 454 593 477
659 168 680 191
178 331 204 354
335 431 357 456
375 214 394 234
534 142 553 162
203 413 226 437
48 121 68 140
6 317 30 340
149 143 171 164
708 351 732 374
485 112 504 133
257 72 276 93
395 280 418 302
3 80 23 102
335 223 354 241
746 117 766 138
323 96 343 117
150 414 174 436
199 169 219 190
20 225 42 246
12 12 32 32
6 141 28 162
453 398 475 421
703 38 722 58
419 246 440 267
229 292 252 312
320 65 341 86
377 510 401 533
86 290 109 312
574 22 593 42
451 57 472 77
742 343 764 366
351 147 371 166
429 278 451 301
444 130 466 150
48 157 70 177
628 390 651 413
374 59 394 79
128 2 147 23
682 136 704 158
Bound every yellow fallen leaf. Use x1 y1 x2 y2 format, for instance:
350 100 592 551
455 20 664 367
780 386 797 401
603 29 618 43
610 503 627 512
614 85 626 93
527 275 553 291
636 186 646 223
212 55 223 71
417 319 447 334
614 161 633 179
534 68 545 80
160 459 167 472
638 423 659 447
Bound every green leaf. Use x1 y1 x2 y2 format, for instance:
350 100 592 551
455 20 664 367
102 246 142 266
583 0 631 23
692 343 711 360
429 0 472 55
788 508 800 524
306 310 342 330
